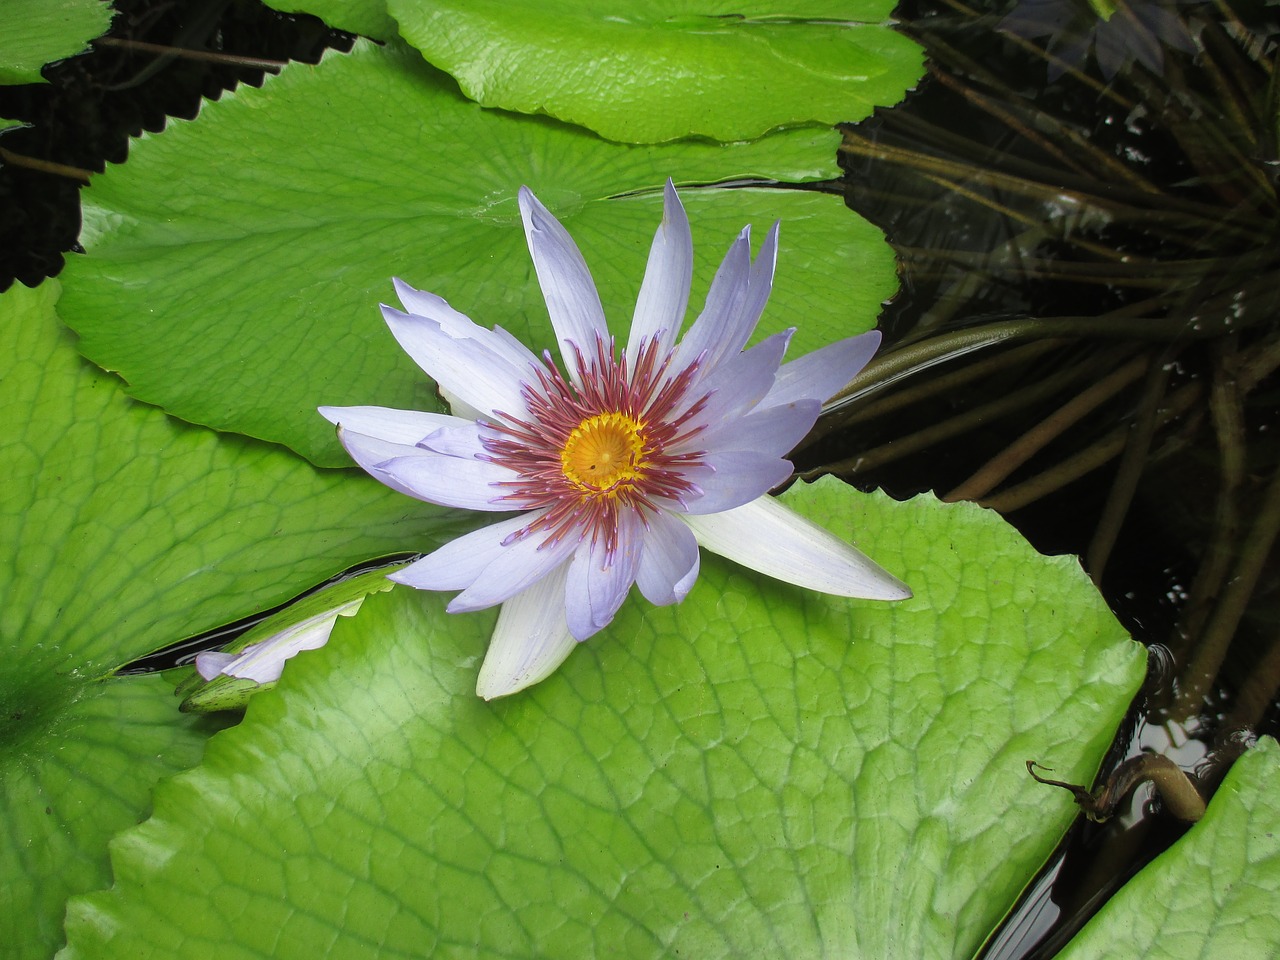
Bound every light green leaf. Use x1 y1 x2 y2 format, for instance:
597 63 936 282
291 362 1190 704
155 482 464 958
0 0 114 85
60 483 1146 958
58 40 896 467
0 281 471 960
262 0 397 40
389 0 924 143
1059 736 1280 960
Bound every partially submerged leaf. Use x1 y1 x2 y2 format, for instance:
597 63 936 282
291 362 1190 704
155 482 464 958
0 281 470 959
262 0 397 40
0 0 113 85
389 0 925 143
59 483 1146 958
1059 736 1280 960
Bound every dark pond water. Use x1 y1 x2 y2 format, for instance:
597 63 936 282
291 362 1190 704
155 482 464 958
2 0 1276 956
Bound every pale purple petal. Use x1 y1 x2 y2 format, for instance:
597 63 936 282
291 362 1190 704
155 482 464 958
377 452 515 511
696 400 820 461
764 331 881 408
319 405 466 445
670 330 791 441
335 427 442 501
671 227 751 375
564 510 644 641
738 219 779 339
392 278 469 333
476 565 577 700
195 600 359 684
672 219 779 380
382 306 532 417
518 186 607 384
447 526 579 612
393 278 542 374
683 495 912 600
635 509 700 606
417 422 486 458
194 651 236 681
627 179 692 358
682 451 793 515
391 513 538 592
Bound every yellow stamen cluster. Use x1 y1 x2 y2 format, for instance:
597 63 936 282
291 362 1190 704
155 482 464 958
560 413 647 493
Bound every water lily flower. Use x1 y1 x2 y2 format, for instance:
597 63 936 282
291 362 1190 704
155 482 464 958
320 181 910 699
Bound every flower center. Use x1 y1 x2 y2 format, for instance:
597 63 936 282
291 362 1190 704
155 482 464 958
560 412 647 492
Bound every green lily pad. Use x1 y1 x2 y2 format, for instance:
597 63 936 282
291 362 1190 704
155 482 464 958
1059 736 1280 960
0 282 472 960
59 483 1146 958
389 0 925 143
58 39 896 468
262 0 397 40
0 0 114 85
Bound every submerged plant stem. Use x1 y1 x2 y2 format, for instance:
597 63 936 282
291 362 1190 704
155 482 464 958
818 339 1063 431
0 148 91 182
1174 462 1280 719
93 36 287 71
813 347 1118 478
944 354 1150 503
979 381 1203 513
1086 350 1173 583
1167 340 1247 666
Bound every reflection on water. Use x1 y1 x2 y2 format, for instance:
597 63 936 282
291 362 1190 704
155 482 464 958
810 0 1279 953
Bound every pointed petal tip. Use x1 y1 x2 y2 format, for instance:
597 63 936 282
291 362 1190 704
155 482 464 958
474 571 578 699
684 495 912 603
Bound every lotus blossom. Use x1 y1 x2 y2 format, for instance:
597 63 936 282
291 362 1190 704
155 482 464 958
320 181 910 699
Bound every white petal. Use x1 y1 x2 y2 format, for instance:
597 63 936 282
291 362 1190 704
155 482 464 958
682 495 911 600
563 510 644 641
476 565 577 700
518 186 608 384
391 513 538 592
194 651 236 681
635 509 701 606
627 179 692 358
438 387 484 421
196 600 359 684
447 525 578 612
319 405 467 445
